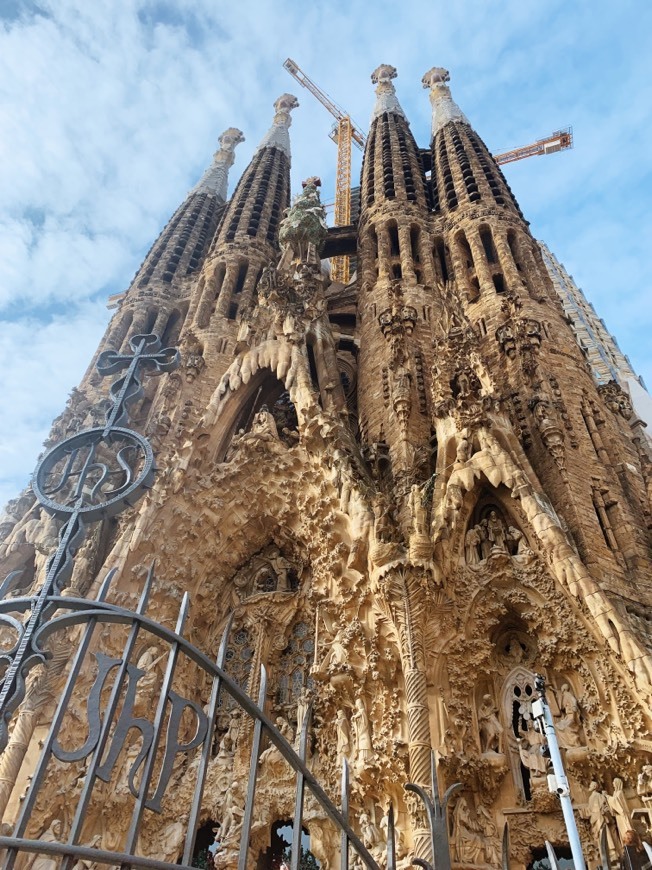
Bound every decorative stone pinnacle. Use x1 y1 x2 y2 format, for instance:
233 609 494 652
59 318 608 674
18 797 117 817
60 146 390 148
422 66 469 139
191 127 245 199
217 127 245 155
257 94 299 157
370 63 405 121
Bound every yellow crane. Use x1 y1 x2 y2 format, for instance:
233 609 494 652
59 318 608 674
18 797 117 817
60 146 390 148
283 58 365 283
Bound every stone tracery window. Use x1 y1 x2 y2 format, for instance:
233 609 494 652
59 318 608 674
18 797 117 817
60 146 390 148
221 626 254 710
276 621 315 712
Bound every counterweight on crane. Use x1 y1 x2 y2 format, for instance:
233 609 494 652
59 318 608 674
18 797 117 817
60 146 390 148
283 58 365 283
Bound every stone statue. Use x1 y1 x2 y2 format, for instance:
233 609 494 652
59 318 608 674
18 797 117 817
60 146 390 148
24 819 63 870
455 431 471 464
335 709 351 760
259 717 294 774
585 781 617 856
486 510 508 553
249 406 279 442
507 525 534 559
352 698 373 767
453 797 486 865
477 694 503 753
359 812 379 851
278 176 328 265
465 525 482 565
296 686 311 740
637 764 652 799
556 683 583 748
517 729 547 776
409 484 428 537
608 777 633 841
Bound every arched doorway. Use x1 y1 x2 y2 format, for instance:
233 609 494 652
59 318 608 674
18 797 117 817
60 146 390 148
255 819 319 868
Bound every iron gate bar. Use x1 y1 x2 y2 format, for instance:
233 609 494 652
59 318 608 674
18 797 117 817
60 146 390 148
0 836 200 870
340 758 349 870
238 665 267 870
124 593 190 858
386 804 396 867
4 568 116 867
55 566 154 870
290 701 312 870
0 507 86 751
1 595 379 864
404 751 460 870
20 594 379 863
181 614 233 867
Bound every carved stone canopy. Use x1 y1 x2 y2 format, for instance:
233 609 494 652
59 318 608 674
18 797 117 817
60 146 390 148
231 543 300 600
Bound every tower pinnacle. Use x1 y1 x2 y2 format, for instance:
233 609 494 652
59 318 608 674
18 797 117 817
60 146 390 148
422 66 469 139
191 127 245 200
257 93 299 157
370 64 405 121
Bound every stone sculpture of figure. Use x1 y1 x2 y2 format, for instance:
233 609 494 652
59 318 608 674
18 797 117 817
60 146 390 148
323 628 348 672
278 176 328 265
453 797 485 865
637 764 652 799
296 686 311 740
359 812 379 851
409 484 427 537
24 819 63 870
556 683 583 748
136 645 161 694
478 519 492 560
585 781 617 856
609 778 634 841
507 526 534 558
159 819 186 862
372 494 393 543
486 510 507 553
477 694 503 753
250 406 279 442
352 698 373 767
455 431 471 465
465 525 482 566
517 729 547 776
336 709 351 760
220 779 245 845
259 717 294 774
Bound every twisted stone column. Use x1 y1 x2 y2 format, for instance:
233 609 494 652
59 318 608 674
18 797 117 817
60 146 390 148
0 664 49 821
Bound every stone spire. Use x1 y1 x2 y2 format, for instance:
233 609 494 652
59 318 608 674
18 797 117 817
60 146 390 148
421 66 470 139
190 127 245 200
370 64 406 121
361 64 428 212
256 93 299 158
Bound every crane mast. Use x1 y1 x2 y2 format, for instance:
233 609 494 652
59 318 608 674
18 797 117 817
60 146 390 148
284 58 364 284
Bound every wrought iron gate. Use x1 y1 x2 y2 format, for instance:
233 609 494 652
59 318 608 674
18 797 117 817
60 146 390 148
0 335 459 870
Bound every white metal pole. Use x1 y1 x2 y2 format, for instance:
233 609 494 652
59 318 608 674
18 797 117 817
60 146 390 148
533 676 587 870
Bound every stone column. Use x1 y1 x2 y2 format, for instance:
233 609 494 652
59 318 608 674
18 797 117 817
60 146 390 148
377 225 392 281
466 228 494 296
493 228 524 293
214 263 239 320
383 568 432 861
0 665 50 821
398 225 417 285
449 233 473 301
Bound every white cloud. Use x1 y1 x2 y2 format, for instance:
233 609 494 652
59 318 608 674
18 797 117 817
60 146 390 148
0 0 651 508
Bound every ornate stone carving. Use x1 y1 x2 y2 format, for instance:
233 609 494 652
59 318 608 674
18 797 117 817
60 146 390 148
599 380 634 419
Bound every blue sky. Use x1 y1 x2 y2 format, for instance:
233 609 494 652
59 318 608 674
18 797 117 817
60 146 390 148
1 0 651 508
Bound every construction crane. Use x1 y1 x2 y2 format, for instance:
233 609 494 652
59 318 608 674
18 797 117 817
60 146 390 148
493 128 573 166
284 58 366 283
